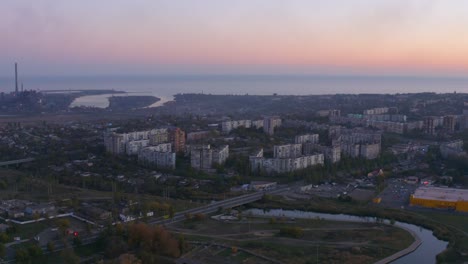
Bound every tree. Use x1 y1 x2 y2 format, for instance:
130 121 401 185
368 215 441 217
61 249 80 264
46 241 55 252
0 232 9 243
231 246 238 255
169 206 175 219
15 248 30 264
178 235 188 254
27 244 43 258
73 236 82 246
56 218 72 239
279 226 304 238
117 254 142 264
0 243 5 258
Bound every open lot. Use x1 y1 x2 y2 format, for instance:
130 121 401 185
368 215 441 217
170 215 414 264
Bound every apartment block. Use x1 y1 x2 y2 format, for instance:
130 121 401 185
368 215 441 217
363 107 389 115
295 134 319 144
170 127 186 153
138 143 175 169
190 144 229 170
443 115 456 133
263 116 282 135
303 143 341 163
187 131 212 142
148 128 169 145
274 144 302 158
221 120 252 133
340 131 381 159
252 120 264 129
250 150 324 174
126 139 150 155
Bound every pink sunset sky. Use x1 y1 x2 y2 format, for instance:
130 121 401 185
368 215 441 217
1 0 468 76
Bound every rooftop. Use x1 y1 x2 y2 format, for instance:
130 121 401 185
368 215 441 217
412 187 468 202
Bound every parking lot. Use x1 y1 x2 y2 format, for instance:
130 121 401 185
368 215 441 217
378 178 418 209
291 180 377 200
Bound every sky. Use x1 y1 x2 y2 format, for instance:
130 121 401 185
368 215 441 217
1 0 468 77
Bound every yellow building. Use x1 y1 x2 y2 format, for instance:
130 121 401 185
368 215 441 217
410 187 468 212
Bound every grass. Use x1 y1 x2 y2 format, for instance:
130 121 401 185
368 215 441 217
416 211 468 233
250 195 468 263
170 216 414 264
218 249 252 262
12 221 50 240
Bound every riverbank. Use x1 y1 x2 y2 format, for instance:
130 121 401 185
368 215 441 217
249 195 468 263
375 226 421 264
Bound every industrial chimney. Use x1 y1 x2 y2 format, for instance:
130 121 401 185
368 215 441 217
15 63 18 94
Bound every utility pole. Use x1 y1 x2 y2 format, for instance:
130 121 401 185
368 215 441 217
316 245 319 264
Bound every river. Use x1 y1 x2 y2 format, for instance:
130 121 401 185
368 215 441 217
245 208 448 264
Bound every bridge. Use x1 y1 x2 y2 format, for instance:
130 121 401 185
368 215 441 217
149 186 290 225
0 158 35 167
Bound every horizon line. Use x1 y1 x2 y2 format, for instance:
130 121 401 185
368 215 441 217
2 73 468 80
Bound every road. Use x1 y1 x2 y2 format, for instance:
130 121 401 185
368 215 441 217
0 158 35 167
148 186 290 225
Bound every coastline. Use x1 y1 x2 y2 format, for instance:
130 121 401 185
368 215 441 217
70 92 165 109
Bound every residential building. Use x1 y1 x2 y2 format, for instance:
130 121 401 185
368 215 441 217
221 120 252 133
340 131 381 159
104 128 171 155
213 145 229 165
250 152 324 174
303 144 341 163
186 131 212 142
138 143 176 169
440 140 466 158
316 109 341 117
148 128 169 145
250 145 324 174
367 120 405 134
274 144 302 158
252 120 264 129
423 116 443 135
363 107 389 115
170 128 186 153
295 134 319 144
126 140 150 155
263 116 282 135
190 144 229 170
365 114 407 122
443 115 456 132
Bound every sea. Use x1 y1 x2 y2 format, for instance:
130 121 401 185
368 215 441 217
1 75 468 108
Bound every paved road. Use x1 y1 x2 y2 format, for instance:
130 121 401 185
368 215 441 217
0 158 35 167
149 186 290 225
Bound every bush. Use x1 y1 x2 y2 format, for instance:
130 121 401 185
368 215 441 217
279 226 304 238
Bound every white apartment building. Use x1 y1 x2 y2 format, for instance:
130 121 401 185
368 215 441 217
295 134 319 144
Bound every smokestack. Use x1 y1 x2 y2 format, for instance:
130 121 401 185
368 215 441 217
15 63 18 94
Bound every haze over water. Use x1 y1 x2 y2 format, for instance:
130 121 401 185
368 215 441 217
1 75 468 98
